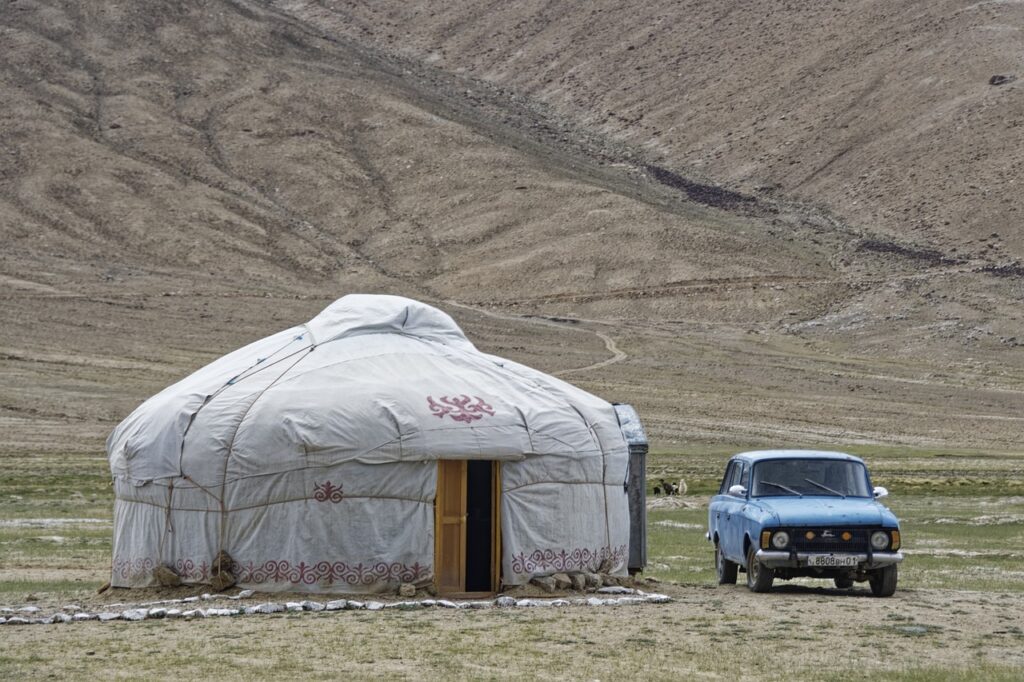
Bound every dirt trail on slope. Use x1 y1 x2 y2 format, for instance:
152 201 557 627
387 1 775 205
1 0 1023 453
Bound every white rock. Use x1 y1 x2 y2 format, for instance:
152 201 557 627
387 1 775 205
597 586 634 594
51 613 73 623
207 608 237 617
385 601 421 610
5 617 29 625
345 601 365 610
251 602 284 614
73 613 98 621
182 609 207 618
535 599 556 607
38 615 56 624
0 617 5 625
183 596 199 603
550 599 571 607
148 608 168 619
586 597 605 607
285 602 304 612
230 589 255 600
122 609 148 621
165 609 183 619
514 599 537 607
200 593 213 601
18 606 41 613
436 600 458 608
366 601 384 611
494 596 516 607
646 594 672 604
420 599 437 607
325 600 348 611
62 604 83 612
97 612 121 621
466 600 491 609
300 600 324 611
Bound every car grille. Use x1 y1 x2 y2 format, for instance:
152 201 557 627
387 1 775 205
787 528 870 553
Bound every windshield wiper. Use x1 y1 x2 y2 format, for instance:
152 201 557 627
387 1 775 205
804 478 845 498
760 480 801 496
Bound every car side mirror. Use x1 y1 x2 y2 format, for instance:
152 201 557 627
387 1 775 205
873 486 889 499
728 484 747 497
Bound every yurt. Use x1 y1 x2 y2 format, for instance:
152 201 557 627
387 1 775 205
107 294 630 594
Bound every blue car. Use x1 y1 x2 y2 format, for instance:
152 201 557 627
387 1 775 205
707 450 903 596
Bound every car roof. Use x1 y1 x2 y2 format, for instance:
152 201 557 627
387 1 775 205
730 449 865 464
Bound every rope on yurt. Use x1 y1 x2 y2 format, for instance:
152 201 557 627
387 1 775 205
175 340 314 477
215 345 316 566
568 405 613 561
514 406 535 452
163 335 316 571
157 480 175 565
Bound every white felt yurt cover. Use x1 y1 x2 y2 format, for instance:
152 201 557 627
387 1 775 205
107 294 629 592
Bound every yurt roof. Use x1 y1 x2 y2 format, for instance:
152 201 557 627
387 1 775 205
107 294 626 488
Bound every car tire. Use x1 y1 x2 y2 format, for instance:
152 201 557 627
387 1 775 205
746 546 774 593
833 575 854 589
869 564 898 597
716 544 738 585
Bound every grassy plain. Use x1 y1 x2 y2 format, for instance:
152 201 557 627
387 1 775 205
1 446 1023 680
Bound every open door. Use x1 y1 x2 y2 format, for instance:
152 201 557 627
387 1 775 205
435 460 500 595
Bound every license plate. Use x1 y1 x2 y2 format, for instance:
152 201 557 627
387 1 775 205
807 554 858 567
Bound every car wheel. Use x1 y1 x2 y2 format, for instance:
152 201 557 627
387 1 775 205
869 564 898 597
716 544 738 585
834 575 854 589
746 545 774 593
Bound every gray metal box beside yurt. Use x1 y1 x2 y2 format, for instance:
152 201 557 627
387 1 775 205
613 403 648 574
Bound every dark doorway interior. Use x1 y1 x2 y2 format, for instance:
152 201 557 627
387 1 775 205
465 460 493 592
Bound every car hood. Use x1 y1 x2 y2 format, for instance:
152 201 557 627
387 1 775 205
755 496 897 527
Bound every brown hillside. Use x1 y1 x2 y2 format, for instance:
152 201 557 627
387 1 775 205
296 0 1024 257
1 0 1022 454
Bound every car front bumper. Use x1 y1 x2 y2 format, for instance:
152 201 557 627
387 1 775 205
755 549 904 569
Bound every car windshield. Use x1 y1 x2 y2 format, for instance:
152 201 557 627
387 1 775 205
750 459 871 497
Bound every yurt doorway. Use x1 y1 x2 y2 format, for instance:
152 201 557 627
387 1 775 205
435 460 501 595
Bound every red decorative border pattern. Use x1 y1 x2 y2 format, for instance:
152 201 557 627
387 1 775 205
510 544 628 574
115 556 429 586
175 558 211 582
113 557 155 581
234 559 429 586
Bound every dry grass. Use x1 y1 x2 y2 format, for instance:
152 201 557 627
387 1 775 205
2 447 1024 680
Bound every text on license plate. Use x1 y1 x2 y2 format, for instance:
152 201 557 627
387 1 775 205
807 554 858 567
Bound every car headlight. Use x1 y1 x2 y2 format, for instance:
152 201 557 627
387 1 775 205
771 531 790 549
870 530 890 550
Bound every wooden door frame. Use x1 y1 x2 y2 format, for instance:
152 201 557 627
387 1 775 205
491 462 502 593
434 459 501 596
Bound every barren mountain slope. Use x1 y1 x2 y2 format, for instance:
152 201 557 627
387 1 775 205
1 0 1023 454
288 0 1024 259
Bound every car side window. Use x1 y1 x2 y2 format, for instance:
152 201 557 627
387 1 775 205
719 461 736 494
739 463 750 489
